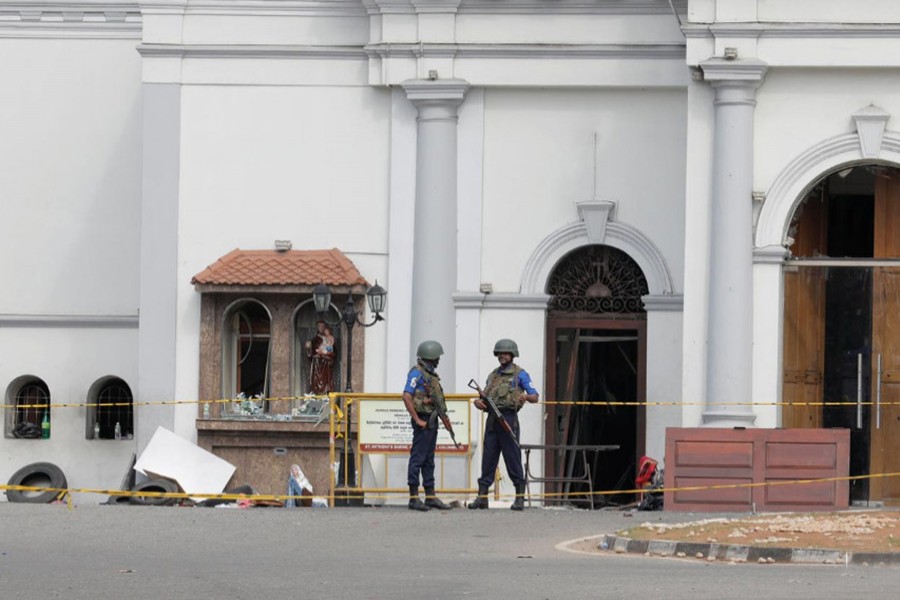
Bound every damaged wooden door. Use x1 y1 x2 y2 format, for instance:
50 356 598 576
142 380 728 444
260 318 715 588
870 175 900 504
784 168 900 505
783 190 826 429
545 318 646 508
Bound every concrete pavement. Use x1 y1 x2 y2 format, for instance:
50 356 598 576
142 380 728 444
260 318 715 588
0 503 897 599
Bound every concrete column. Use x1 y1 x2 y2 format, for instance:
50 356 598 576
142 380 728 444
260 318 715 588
384 88 418 389
700 58 767 426
752 245 791 429
402 79 470 388
136 83 181 452
642 294 684 460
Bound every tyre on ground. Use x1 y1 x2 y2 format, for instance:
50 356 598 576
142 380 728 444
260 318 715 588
5 462 68 504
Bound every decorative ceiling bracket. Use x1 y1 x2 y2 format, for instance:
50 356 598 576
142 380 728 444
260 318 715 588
852 105 890 158
576 200 616 244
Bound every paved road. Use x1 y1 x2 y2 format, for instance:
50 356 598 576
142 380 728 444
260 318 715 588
0 502 896 599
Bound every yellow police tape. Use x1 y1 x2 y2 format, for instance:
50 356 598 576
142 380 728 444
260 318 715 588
6 394 900 410
4 471 899 504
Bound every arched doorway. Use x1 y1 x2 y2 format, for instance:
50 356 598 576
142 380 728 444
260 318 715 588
783 165 900 505
544 244 648 508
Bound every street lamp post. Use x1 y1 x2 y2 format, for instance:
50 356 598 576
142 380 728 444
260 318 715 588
313 281 386 506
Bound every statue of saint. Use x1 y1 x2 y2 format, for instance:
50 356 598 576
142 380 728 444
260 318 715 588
306 321 336 395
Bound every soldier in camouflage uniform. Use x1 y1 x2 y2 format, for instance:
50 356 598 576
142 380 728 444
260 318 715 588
402 340 452 511
469 338 539 511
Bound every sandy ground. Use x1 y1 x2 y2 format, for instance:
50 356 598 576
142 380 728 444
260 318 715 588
589 510 900 554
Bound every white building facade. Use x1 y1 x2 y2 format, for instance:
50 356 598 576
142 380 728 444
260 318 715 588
2 0 899 506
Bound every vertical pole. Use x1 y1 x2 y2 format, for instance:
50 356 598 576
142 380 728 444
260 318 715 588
335 298 359 505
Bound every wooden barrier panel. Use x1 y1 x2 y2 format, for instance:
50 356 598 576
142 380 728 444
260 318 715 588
664 428 850 512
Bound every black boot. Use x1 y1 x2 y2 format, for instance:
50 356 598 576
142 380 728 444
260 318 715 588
468 485 489 509
511 484 526 511
424 487 451 510
408 486 429 512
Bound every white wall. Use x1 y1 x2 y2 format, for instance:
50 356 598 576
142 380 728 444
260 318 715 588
0 327 138 502
171 83 394 437
681 78 715 428
0 31 142 500
0 38 142 316
481 88 687 294
756 69 900 192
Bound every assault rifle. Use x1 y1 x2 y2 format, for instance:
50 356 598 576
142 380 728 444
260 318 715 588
423 381 460 449
467 378 520 450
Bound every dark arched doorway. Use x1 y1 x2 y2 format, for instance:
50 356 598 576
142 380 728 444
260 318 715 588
544 244 648 508
784 165 900 505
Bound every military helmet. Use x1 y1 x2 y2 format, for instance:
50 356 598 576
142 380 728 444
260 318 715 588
416 340 444 360
493 338 519 357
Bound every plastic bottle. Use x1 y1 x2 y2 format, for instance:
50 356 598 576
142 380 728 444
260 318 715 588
114 421 122 440
94 421 100 439
41 411 50 439
203 401 210 419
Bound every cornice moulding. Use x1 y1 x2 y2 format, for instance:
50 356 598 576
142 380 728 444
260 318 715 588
700 58 768 83
452 292 486 309
457 0 686 16
0 1 368 16
137 43 368 59
0 2 139 11
410 0 463 14
641 294 683 312
401 78 470 103
363 0 686 15
0 21 140 37
684 23 900 39
481 293 551 311
365 43 686 60
0 3 141 34
753 245 790 264
0 313 139 328
180 0 368 16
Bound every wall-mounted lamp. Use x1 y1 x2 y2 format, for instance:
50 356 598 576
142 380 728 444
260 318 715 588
312 281 387 331
312 280 387 502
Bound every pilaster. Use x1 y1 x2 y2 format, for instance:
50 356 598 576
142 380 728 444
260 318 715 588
402 78 470 389
700 57 767 427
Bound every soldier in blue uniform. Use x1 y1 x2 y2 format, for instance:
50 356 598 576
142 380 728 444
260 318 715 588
469 338 539 511
402 340 452 511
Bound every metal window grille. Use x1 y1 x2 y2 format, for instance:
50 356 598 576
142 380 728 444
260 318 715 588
96 381 133 439
547 245 649 315
16 381 50 428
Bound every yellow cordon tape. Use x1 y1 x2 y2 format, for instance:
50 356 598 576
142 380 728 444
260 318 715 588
5 472 900 504
6 396 900 410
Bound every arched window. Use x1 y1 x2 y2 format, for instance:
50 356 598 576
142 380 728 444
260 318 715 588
88 378 133 440
5 377 50 439
547 245 648 316
222 299 272 403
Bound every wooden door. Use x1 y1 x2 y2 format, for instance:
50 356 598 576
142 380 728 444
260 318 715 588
783 269 826 428
871 175 900 503
783 197 827 429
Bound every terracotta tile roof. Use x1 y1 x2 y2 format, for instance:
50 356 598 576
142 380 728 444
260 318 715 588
191 248 368 287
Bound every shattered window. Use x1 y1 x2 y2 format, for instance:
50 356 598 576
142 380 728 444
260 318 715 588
222 299 272 409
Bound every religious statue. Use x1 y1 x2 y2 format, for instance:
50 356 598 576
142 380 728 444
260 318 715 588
306 321 336 394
